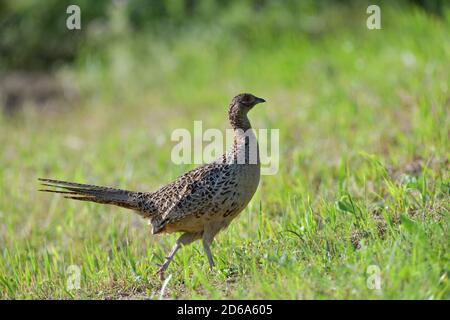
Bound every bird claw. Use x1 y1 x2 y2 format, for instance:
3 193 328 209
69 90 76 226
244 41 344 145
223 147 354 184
155 260 172 280
155 266 166 280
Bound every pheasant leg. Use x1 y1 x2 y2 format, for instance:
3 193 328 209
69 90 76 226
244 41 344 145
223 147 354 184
156 232 200 279
202 230 216 268
202 240 215 268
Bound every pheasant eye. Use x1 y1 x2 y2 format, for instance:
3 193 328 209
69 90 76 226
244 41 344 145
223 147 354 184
242 97 253 105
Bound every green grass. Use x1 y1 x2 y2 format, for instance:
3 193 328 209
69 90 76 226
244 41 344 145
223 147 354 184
0 3 449 299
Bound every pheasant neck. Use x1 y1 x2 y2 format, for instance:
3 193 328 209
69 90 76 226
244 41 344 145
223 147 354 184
229 104 251 131
226 103 259 164
231 119 259 165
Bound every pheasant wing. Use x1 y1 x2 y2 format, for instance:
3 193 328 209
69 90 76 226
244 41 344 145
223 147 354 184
152 163 231 233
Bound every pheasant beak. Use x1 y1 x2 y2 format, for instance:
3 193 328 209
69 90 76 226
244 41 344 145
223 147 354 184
254 97 266 104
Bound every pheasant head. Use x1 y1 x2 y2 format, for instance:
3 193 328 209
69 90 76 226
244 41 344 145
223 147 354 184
228 93 265 131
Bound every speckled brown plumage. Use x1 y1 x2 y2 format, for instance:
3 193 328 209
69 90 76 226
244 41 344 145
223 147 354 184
39 93 266 278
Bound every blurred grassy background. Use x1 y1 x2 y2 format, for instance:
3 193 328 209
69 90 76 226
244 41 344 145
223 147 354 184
0 0 449 299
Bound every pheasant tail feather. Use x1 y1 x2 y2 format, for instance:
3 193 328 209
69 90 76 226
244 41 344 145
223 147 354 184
38 178 141 210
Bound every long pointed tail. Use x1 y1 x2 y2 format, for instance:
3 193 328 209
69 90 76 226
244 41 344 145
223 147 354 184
38 178 140 210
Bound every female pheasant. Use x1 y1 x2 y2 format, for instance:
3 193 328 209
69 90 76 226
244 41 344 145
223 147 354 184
39 93 265 278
